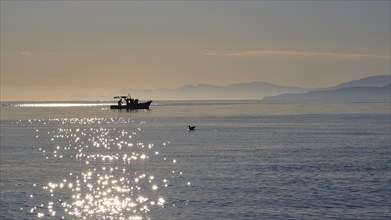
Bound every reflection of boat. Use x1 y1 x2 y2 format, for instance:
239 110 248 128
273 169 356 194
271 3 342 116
110 95 152 110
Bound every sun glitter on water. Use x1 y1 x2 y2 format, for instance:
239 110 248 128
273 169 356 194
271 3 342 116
27 117 188 219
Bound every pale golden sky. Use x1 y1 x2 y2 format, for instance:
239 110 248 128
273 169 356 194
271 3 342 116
1 1 390 101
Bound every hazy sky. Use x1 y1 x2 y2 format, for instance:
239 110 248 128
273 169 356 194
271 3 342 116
1 1 390 101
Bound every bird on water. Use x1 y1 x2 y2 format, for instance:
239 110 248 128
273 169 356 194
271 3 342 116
188 125 196 131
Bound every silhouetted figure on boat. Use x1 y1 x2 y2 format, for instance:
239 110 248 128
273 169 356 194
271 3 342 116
111 95 152 110
188 125 196 131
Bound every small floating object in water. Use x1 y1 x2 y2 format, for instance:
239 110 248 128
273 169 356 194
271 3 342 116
188 125 196 131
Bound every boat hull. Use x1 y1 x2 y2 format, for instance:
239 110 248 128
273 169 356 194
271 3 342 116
110 101 152 110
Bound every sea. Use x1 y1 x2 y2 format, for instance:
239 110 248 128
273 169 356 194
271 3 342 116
0 100 390 219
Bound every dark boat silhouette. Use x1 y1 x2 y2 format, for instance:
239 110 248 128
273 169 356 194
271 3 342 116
110 95 152 110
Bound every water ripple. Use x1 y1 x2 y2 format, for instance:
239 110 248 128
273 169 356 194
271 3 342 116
28 117 187 219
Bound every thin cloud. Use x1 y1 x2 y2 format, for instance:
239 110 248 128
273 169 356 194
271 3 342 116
203 50 390 60
20 51 32 56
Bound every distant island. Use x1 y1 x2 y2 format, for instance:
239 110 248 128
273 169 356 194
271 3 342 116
263 75 390 102
69 75 390 101
262 84 390 102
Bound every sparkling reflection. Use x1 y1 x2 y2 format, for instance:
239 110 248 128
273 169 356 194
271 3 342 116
28 117 188 219
16 103 111 107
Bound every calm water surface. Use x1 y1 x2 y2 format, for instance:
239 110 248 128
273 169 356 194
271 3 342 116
1 100 390 219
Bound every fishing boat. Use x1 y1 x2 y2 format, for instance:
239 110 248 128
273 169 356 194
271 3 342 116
110 95 152 110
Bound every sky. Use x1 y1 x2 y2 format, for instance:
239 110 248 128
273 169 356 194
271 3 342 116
1 1 390 101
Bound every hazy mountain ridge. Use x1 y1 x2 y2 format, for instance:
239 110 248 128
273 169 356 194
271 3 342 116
319 75 390 90
104 82 310 100
262 84 390 102
263 75 390 102
68 75 390 101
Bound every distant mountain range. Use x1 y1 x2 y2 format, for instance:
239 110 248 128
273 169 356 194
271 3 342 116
262 84 390 102
263 75 390 102
103 82 310 100
69 74 390 101
318 75 391 90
